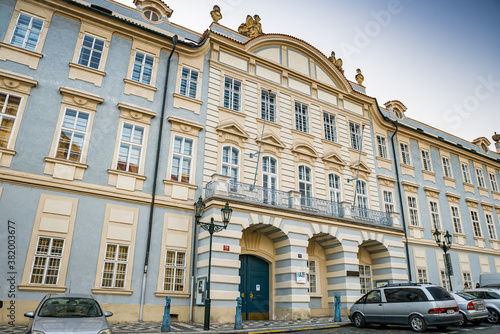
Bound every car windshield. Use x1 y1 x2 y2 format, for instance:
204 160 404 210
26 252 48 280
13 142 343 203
456 292 475 300
426 286 453 300
38 297 103 317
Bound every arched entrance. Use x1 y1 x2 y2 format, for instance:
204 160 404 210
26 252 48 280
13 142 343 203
239 254 269 320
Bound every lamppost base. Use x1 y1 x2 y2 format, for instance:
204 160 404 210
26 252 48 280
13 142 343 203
203 298 211 330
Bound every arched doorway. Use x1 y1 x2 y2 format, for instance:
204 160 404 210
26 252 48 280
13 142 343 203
239 254 269 320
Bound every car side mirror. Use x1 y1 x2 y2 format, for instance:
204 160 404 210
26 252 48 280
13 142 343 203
24 311 35 318
104 311 113 317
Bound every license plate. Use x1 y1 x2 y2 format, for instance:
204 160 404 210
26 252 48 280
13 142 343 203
447 309 455 314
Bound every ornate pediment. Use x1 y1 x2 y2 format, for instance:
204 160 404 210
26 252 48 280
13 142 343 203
349 160 371 174
291 142 318 158
255 132 285 149
322 151 346 167
216 119 249 145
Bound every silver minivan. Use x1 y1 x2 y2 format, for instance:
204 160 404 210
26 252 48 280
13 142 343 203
349 283 460 332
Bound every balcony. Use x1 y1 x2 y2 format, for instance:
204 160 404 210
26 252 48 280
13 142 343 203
205 174 400 228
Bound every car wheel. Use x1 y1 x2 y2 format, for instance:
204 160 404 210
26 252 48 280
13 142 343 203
471 320 483 325
487 308 500 324
409 315 427 332
457 312 467 327
353 313 366 328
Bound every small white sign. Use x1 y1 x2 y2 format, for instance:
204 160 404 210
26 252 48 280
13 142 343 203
256 284 260 291
296 271 307 284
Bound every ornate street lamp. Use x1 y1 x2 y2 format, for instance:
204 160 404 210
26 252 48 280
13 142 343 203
194 197 232 330
433 228 453 291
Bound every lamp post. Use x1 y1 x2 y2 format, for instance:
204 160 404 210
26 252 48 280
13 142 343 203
433 228 453 291
194 197 232 330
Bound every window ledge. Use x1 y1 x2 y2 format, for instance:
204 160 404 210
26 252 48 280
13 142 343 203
491 190 500 196
400 163 414 170
45 157 88 169
218 105 246 118
107 168 146 180
173 92 203 105
0 42 43 59
321 138 341 149
422 170 435 177
478 186 489 192
0 147 16 167
409 225 424 230
453 232 466 237
92 288 133 296
348 147 367 157
163 179 198 190
443 176 456 182
376 156 391 163
473 235 486 240
18 284 66 292
291 129 315 140
0 42 43 69
69 62 105 77
123 78 156 92
257 117 281 128
155 291 190 298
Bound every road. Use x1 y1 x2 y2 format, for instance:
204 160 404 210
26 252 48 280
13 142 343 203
299 323 500 333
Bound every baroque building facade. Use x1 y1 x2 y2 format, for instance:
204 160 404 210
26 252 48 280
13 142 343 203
0 0 499 325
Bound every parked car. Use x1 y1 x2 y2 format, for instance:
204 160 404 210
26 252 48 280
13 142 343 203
349 283 460 332
451 291 488 326
24 293 113 334
462 288 500 324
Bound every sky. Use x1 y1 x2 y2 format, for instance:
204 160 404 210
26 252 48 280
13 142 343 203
114 0 500 150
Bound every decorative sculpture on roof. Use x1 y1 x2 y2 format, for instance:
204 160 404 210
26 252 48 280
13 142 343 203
238 15 263 38
355 68 364 85
210 5 222 23
328 51 344 74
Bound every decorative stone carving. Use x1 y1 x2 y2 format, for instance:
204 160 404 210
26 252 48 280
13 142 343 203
210 5 222 23
355 68 364 85
328 51 344 74
238 15 263 38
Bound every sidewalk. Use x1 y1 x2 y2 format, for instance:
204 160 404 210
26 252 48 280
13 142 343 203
0 317 352 334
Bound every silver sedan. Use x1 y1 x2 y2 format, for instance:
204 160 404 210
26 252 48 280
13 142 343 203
451 292 488 326
461 289 500 324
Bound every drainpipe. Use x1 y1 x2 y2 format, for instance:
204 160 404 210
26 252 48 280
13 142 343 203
389 120 413 282
139 35 178 322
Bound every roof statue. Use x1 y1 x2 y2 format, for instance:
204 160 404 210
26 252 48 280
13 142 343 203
493 132 500 143
328 51 344 74
238 14 263 38
355 68 364 86
210 5 222 23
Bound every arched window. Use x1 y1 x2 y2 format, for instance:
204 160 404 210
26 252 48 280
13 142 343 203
262 156 277 203
355 180 369 217
298 165 312 206
328 173 341 202
143 8 160 22
222 146 239 191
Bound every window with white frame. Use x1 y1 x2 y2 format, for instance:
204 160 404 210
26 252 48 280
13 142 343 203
132 51 154 85
29 236 65 285
10 13 44 51
180 67 199 99
261 90 276 122
476 168 486 188
163 250 186 292
470 210 482 237
489 173 499 192
262 156 277 203
350 122 362 150
461 163 472 183
323 112 337 142
429 201 441 230
417 268 428 283
77 34 105 70
376 135 388 159
307 260 317 293
383 190 394 213
171 136 193 183
0 92 22 148
486 213 497 240
222 146 239 184
442 157 453 178
421 150 432 172
408 196 419 226
223 77 241 111
328 173 341 202
117 123 144 174
356 180 369 210
400 142 411 165
55 109 90 162
298 165 312 206
359 264 372 294
451 206 463 234
440 270 451 291
463 271 472 288
295 102 309 133
101 243 129 288
143 8 161 22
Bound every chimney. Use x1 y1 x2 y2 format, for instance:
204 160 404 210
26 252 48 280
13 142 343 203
493 132 500 153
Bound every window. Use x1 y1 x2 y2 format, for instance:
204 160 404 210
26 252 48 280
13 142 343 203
385 288 428 302
442 157 453 178
55 109 90 162
77 34 105 70
383 190 394 213
29 236 65 285
163 250 186 292
461 163 471 183
490 173 499 192
328 173 341 202
262 156 277 203
429 201 441 230
365 289 381 303
451 206 463 234
417 268 428 283
144 9 160 22
376 135 388 159
421 150 432 172
462 272 472 288
359 264 372 295
223 77 241 111
400 142 411 165
356 180 368 209
295 102 309 133
222 146 239 184
261 90 276 122
180 67 199 99
171 136 193 183
470 210 482 237
10 13 44 51
0 92 21 148
440 270 451 291
101 244 128 288
298 165 312 206
307 260 317 293
323 113 337 142
117 123 144 173
132 52 154 85
350 122 362 150
486 213 497 240
408 196 419 226
476 168 486 188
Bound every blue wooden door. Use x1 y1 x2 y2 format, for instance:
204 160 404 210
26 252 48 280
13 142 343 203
239 255 269 320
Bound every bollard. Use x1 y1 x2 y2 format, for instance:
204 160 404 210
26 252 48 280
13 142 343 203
234 297 242 329
161 296 171 332
334 294 341 322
